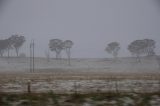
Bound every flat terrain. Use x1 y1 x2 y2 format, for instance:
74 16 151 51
0 57 160 105
0 56 159 94
0 56 160 73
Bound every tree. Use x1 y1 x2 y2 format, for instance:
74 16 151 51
63 40 74 65
128 39 156 62
9 35 25 56
128 40 145 62
143 39 156 56
5 38 13 58
156 55 160 70
49 39 64 59
105 42 120 59
0 39 8 57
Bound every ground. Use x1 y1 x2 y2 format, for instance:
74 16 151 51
0 56 160 105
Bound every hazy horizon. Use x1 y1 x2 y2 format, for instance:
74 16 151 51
0 0 160 58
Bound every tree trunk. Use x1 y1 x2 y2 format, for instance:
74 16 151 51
15 48 19 57
136 55 141 63
7 48 10 58
68 48 71 66
0 51 3 57
66 48 71 66
7 48 10 64
56 52 58 59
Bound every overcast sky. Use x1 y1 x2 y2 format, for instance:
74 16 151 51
0 0 160 58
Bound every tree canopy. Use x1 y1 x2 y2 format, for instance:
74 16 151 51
105 42 120 58
0 35 25 57
128 39 156 57
128 39 156 62
49 39 64 59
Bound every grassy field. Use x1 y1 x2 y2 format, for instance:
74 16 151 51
0 57 160 105
0 72 159 93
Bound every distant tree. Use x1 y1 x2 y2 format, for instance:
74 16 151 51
5 38 13 58
128 39 156 62
128 40 145 62
156 55 160 70
49 39 64 59
0 39 8 57
105 42 120 59
63 40 74 65
9 35 25 56
143 39 156 56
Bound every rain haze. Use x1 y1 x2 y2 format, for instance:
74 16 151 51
0 0 160 58
1 1 160 104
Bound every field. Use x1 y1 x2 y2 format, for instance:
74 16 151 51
0 56 160 105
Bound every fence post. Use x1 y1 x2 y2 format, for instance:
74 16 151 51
27 80 31 93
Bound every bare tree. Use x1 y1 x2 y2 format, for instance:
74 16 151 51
49 39 64 59
105 42 120 59
63 40 74 66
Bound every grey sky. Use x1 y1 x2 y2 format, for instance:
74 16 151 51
0 0 160 58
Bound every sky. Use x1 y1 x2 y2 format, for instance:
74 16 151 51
0 0 160 58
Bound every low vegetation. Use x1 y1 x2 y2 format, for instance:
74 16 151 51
0 92 160 106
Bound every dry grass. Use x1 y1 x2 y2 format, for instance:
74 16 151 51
0 70 160 81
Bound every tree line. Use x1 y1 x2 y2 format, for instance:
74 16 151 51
0 35 157 63
49 39 73 65
0 35 25 57
105 39 156 62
